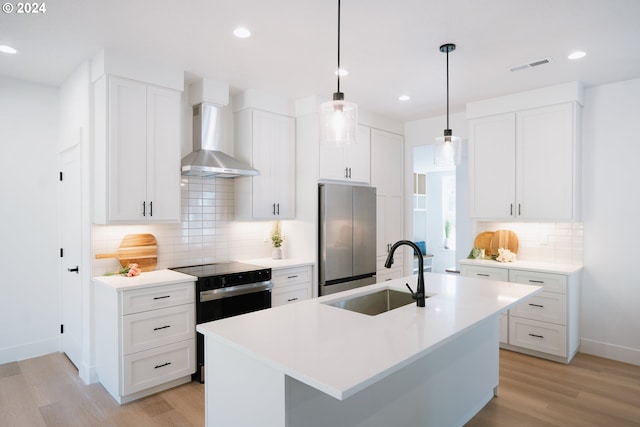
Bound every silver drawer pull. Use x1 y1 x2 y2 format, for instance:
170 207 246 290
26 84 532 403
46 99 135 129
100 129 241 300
287 275 299 279
528 333 544 339
528 303 544 308
529 280 544 284
153 295 171 300
154 362 172 369
153 325 171 331
477 273 490 277
287 297 299 302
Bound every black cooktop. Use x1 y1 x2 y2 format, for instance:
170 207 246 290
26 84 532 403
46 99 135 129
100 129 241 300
170 262 269 278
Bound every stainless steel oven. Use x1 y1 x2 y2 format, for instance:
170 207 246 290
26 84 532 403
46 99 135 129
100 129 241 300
170 262 272 382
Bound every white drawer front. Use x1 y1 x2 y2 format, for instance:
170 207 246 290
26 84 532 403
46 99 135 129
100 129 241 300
122 339 195 395
123 304 195 355
271 266 311 288
376 268 402 283
511 292 566 324
499 313 508 344
460 265 509 281
509 317 567 357
122 281 195 315
508 270 567 294
272 283 311 307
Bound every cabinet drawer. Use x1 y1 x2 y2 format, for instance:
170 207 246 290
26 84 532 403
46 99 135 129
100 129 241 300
122 304 195 355
272 283 311 307
460 265 509 281
376 268 403 283
509 317 566 357
509 270 566 293
271 266 311 288
122 339 195 395
122 282 195 314
511 291 566 324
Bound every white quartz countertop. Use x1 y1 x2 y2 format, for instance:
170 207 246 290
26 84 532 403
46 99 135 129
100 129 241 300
197 272 541 400
91 269 196 291
459 258 582 274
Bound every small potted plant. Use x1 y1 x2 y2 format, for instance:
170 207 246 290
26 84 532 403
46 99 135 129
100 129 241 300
271 221 285 259
444 219 452 249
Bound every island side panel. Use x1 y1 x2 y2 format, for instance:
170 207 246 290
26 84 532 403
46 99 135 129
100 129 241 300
286 317 499 427
205 337 286 427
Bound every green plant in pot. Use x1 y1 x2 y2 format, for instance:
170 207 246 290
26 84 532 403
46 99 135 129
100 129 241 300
271 221 284 259
444 219 452 249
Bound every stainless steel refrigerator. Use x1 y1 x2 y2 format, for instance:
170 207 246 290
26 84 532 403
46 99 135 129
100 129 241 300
319 183 377 296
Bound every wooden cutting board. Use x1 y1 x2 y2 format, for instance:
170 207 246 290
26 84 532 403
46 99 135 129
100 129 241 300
95 233 157 272
473 231 494 255
489 230 519 255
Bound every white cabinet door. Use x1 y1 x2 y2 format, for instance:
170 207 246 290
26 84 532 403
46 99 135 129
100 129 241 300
517 103 574 219
468 113 516 219
146 85 181 222
235 109 295 220
108 77 148 221
318 124 370 183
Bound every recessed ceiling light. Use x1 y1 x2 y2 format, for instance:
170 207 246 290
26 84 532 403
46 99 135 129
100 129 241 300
335 68 349 76
233 27 251 38
0 45 17 54
398 95 411 101
568 51 586 60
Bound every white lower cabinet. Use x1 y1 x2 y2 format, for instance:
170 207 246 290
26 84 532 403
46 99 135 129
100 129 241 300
460 261 580 363
94 276 196 404
271 265 312 307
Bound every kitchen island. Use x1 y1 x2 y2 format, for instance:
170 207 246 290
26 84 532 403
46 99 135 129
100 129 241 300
196 272 541 427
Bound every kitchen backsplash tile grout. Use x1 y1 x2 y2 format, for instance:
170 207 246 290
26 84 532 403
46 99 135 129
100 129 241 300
475 221 584 265
91 176 274 276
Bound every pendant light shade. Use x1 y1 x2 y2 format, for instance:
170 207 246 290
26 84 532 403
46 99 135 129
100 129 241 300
435 43 460 166
320 0 358 145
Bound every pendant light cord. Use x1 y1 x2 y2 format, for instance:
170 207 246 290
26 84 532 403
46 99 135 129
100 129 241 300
337 0 341 94
446 48 449 130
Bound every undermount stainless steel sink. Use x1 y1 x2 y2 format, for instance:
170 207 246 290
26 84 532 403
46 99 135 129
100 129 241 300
324 288 425 316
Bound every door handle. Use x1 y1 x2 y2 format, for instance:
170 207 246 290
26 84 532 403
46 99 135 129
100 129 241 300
67 266 79 274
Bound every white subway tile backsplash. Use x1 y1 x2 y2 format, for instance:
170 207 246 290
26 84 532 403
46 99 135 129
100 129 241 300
475 221 583 265
91 176 274 276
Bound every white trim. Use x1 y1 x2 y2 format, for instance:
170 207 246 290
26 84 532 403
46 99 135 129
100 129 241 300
0 340 60 364
580 338 640 366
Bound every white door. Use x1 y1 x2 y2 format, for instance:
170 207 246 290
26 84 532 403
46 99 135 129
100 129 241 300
60 145 82 368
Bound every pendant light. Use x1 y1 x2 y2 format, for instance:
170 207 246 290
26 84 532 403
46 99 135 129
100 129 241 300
320 0 358 146
435 43 461 166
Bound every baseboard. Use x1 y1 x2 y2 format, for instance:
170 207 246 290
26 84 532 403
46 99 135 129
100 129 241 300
580 339 640 366
0 337 60 364
79 362 99 384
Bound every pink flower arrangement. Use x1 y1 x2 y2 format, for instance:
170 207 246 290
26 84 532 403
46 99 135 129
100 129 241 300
121 263 142 277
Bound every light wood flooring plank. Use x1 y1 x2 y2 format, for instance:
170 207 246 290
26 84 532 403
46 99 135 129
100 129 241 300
1 349 639 427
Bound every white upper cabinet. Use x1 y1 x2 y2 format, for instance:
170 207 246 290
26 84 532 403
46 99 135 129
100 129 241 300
94 75 181 224
235 108 296 220
319 125 370 183
467 83 582 221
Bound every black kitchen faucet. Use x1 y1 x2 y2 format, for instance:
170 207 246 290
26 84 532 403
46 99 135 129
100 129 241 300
384 240 426 307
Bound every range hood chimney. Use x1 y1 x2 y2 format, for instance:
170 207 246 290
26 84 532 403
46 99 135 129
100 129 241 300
181 85 259 178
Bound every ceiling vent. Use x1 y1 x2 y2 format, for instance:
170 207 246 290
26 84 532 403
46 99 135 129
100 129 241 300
509 57 552 72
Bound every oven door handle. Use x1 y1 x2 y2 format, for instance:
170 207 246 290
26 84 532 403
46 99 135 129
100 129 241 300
200 281 273 302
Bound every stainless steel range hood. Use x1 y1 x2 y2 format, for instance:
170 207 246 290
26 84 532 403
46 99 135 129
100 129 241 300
181 102 259 178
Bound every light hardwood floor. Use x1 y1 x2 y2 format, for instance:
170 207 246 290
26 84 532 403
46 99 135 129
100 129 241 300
1 349 639 426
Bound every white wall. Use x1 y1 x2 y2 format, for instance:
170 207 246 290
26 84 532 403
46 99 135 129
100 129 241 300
580 78 640 365
0 76 60 363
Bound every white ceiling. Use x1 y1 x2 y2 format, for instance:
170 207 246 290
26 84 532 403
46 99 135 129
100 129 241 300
2 0 640 122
